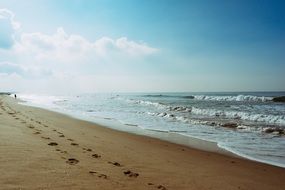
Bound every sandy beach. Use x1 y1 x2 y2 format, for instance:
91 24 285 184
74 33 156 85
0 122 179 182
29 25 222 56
0 95 284 190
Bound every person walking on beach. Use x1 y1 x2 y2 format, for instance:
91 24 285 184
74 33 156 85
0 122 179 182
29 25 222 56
14 94 17 99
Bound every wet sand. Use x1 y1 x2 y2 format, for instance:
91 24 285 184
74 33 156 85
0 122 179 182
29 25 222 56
0 95 284 190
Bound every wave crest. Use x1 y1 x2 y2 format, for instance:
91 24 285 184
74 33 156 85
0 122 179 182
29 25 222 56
191 107 285 126
194 95 272 102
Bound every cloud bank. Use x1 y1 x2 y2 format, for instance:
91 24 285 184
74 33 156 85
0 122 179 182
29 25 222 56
0 9 158 93
0 8 20 49
15 28 157 62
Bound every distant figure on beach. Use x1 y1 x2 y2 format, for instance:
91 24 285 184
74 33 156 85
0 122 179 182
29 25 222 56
14 94 17 99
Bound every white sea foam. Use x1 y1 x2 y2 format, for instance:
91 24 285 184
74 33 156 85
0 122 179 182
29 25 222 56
148 112 217 127
126 99 169 109
217 143 285 168
194 95 272 102
124 96 285 126
191 107 285 126
17 93 64 108
169 106 191 112
236 125 252 131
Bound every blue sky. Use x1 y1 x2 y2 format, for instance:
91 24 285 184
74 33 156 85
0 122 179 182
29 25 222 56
0 0 284 93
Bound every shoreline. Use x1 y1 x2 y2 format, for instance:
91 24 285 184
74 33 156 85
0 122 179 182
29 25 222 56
1 95 285 189
18 97 284 168
17 99 235 156
18 100 245 160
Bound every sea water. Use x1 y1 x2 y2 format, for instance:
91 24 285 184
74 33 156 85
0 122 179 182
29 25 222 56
17 92 285 168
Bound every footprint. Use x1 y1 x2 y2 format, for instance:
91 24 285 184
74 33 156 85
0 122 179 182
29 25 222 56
27 125 35 129
41 136 51 140
89 171 97 174
33 131 41 135
108 161 122 167
98 174 108 179
48 142 58 146
66 158 79 165
67 138 74 142
92 154 101 158
55 149 67 154
157 185 167 190
59 134 65 137
83 148 92 152
148 183 167 189
123 170 139 178
71 143 79 146
89 171 107 179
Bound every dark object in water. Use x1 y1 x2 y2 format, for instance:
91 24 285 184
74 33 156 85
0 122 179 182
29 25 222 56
182 95 195 99
272 96 285 103
263 127 285 135
222 123 238 129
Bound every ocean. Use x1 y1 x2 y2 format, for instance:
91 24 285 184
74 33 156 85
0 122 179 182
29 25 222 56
16 92 285 168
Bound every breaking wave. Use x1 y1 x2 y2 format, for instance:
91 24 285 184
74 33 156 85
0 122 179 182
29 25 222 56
193 95 272 102
141 94 273 102
191 107 285 126
126 99 168 109
125 98 285 126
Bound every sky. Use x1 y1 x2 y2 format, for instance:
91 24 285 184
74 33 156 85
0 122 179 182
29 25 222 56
0 0 285 93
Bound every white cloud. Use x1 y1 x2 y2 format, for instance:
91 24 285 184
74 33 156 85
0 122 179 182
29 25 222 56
0 8 21 30
0 61 23 74
0 8 21 49
0 61 52 78
0 72 24 92
116 37 157 55
94 36 158 57
13 27 157 63
0 9 159 93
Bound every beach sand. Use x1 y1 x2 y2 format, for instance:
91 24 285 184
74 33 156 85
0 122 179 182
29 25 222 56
0 95 284 190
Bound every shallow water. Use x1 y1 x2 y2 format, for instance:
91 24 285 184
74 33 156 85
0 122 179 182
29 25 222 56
17 92 285 168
